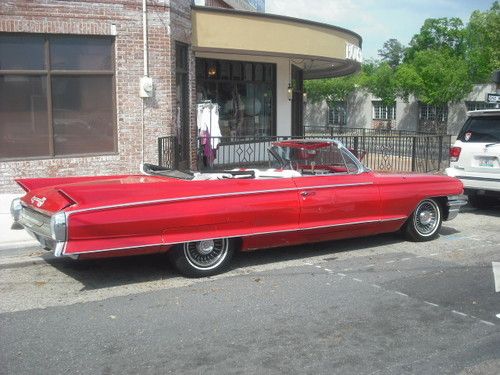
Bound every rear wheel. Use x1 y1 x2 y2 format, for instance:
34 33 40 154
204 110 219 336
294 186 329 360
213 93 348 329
403 199 442 242
168 238 235 277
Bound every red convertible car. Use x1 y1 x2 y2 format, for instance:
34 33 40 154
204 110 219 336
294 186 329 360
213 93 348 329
11 139 467 277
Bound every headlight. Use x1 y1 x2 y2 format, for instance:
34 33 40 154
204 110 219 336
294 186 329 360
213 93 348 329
50 212 67 242
10 198 22 222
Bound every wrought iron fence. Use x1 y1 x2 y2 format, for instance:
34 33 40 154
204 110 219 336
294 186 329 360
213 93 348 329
158 133 451 173
305 125 436 137
158 136 178 170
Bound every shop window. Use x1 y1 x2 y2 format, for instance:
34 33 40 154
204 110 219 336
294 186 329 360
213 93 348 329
0 34 116 160
196 58 276 138
372 101 396 120
231 62 242 81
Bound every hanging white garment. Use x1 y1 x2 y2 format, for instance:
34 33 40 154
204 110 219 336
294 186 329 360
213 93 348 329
210 105 222 149
197 105 211 133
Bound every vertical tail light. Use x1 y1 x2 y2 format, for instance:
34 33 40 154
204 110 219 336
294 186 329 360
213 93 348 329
449 147 461 162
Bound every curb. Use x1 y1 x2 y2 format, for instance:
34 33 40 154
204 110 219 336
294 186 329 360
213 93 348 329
0 240 39 252
0 250 59 268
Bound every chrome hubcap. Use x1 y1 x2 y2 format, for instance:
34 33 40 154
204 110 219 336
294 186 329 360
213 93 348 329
414 200 440 236
184 238 229 270
196 240 215 255
419 211 432 225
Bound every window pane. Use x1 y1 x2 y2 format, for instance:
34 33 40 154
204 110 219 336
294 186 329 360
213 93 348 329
50 37 113 70
0 35 45 70
232 62 242 81
0 75 49 158
52 76 115 155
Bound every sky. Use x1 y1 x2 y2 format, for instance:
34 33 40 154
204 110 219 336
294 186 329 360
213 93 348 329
265 0 495 60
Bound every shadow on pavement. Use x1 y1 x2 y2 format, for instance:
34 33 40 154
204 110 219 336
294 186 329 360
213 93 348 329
45 233 405 290
46 253 176 291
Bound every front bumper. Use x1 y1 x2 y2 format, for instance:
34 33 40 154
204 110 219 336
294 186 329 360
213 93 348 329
446 195 468 221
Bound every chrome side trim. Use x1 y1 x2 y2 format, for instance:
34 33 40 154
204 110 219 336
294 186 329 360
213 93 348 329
63 216 406 256
65 182 374 216
61 181 374 256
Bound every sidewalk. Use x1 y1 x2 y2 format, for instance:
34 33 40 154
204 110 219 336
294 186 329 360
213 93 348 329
0 194 37 251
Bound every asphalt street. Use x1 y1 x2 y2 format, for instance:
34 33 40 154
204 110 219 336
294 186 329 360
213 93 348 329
0 205 499 374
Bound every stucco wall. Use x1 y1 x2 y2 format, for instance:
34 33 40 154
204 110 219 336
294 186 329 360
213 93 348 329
304 84 495 135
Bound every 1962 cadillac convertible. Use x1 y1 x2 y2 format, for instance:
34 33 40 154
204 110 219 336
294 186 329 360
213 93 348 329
11 140 467 277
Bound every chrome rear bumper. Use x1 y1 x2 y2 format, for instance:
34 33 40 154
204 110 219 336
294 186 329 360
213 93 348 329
446 195 468 221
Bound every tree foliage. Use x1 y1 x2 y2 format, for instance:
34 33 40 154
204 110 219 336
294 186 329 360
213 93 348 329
359 61 398 105
378 39 405 68
304 75 357 106
405 17 466 61
401 49 472 105
465 1 500 82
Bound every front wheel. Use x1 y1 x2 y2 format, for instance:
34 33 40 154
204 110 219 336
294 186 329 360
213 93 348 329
168 238 235 277
403 199 442 242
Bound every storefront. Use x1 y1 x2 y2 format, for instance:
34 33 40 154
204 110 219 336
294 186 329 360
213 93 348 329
187 6 362 167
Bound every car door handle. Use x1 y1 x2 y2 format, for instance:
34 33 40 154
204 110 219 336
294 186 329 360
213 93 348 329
300 191 314 197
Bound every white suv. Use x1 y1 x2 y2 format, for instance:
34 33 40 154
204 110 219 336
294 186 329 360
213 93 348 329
446 109 500 208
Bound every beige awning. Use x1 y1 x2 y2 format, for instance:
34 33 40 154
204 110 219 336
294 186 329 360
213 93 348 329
191 6 363 79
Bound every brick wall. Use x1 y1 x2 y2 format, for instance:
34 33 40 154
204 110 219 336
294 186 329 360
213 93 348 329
0 0 193 193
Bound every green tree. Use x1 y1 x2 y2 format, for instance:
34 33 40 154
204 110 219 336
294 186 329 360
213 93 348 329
405 17 466 61
304 75 358 107
465 1 500 82
360 61 398 105
402 49 472 106
378 39 405 68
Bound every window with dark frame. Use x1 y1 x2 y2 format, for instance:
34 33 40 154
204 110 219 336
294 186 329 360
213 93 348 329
328 101 347 126
0 34 116 160
419 103 448 122
196 58 276 139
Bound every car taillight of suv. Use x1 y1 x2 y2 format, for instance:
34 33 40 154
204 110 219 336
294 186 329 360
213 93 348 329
449 147 461 162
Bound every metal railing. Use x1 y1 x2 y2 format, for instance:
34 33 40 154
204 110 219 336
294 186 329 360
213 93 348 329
305 125 438 137
158 136 178 170
158 133 451 173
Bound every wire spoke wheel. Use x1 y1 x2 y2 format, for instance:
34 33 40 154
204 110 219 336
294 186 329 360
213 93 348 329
183 238 229 271
413 199 440 236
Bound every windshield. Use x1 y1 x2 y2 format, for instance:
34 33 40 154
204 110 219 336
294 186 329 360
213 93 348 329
457 115 500 143
269 142 362 174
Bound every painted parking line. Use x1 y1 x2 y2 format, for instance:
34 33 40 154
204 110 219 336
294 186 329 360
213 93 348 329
493 262 500 293
307 264 497 328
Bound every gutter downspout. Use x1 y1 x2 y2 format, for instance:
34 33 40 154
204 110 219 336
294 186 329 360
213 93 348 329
142 0 149 77
141 0 148 165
